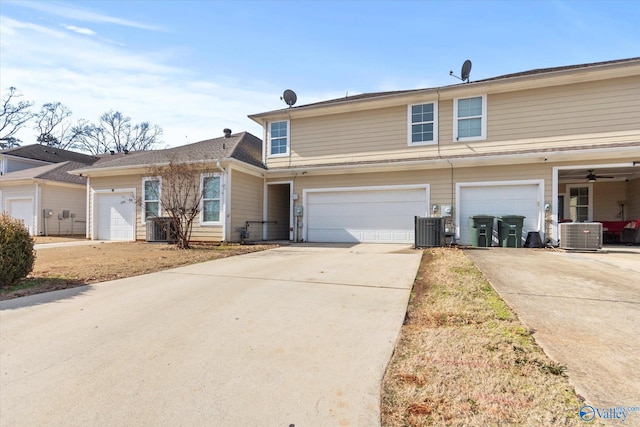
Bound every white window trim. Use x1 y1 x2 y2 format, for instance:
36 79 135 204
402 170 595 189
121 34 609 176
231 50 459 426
407 102 438 146
267 120 290 158
141 176 161 223
453 95 487 142
200 172 223 226
566 183 593 222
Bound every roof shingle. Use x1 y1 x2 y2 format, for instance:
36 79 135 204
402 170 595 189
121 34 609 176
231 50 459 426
73 132 264 172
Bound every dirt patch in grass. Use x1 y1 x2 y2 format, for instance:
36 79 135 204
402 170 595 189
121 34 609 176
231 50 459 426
1 242 276 301
381 247 592 426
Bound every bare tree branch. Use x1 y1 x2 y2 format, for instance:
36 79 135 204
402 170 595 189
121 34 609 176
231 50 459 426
34 102 84 149
145 160 210 249
74 110 162 154
0 87 34 149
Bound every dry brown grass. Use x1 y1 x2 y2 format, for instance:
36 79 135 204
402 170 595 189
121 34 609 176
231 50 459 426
1 242 276 300
381 247 591 426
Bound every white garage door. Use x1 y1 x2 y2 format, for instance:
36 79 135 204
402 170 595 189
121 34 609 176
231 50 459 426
306 187 428 243
96 193 135 241
8 198 34 235
459 183 541 245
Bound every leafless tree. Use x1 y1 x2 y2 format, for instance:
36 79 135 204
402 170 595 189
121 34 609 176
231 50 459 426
147 160 209 249
0 87 34 149
74 110 162 154
34 102 84 149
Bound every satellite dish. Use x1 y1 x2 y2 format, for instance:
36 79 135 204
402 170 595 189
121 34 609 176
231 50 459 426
281 89 297 107
461 60 472 82
449 59 472 83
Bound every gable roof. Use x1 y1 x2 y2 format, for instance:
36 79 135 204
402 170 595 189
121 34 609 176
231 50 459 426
0 161 89 185
0 144 99 164
71 131 264 174
249 57 640 119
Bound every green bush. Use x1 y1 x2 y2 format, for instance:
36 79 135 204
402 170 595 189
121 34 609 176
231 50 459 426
0 213 36 288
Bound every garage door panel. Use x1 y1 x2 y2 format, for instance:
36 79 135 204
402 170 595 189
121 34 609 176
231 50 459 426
8 199 34 235
459 184 540 245
307 188 427 243
96 193 135 241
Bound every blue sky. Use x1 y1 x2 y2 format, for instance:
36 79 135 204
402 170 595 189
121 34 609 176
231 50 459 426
1 0 638 148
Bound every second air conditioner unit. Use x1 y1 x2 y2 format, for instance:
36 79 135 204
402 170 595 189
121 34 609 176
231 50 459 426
559 222 602 251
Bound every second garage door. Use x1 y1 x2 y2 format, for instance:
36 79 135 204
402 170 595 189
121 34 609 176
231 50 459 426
458 182 542 246
95 192 136 241
306 186 428 243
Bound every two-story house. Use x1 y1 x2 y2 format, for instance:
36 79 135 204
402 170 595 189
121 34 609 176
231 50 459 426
0 145 98 235
71 58 639 245
249 57 640 245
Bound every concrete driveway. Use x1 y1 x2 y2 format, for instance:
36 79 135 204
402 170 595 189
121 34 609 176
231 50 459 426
0 244 421 427
465 247 640 413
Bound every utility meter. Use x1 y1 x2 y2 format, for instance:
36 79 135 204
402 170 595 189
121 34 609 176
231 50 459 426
294 206 303 216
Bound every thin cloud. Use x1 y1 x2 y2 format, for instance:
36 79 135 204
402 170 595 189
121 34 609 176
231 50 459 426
10 0 163 31
63 24 96 36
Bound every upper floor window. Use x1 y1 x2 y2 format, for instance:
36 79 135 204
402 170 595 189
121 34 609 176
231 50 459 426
201 173 221 224
269 120 289 157
142 177 161 222
408 102 438 146
454 95 486 141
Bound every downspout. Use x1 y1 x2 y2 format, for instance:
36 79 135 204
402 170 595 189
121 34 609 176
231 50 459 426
215 160 227 242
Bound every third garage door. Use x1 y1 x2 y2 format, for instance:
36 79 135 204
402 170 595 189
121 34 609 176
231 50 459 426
306 186 428 243
458 182 542 246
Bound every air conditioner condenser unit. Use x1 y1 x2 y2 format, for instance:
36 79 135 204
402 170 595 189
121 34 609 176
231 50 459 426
559 222 602 251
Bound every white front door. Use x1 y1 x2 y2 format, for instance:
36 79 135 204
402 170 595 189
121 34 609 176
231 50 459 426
306 187 428 243
8 198 34 235
96 193 136 241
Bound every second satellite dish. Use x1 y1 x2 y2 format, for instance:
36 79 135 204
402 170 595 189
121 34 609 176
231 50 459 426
461 60 472 82
449 59 472 83
281 89 297 107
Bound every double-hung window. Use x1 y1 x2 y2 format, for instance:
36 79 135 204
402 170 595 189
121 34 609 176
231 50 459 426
408 102 438 145
567 185 592 222
454 95 486 141
142 177 161 221
201 173 221 224
269 120 289 157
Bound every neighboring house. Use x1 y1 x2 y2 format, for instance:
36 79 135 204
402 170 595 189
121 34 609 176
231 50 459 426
0 145 98 235
70 131 265 242
247 57 640 245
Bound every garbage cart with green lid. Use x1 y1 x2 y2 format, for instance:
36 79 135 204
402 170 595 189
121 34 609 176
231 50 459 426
469 215 495 247
497 215 526 248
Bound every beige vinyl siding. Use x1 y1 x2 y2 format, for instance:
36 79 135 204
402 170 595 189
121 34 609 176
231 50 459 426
229 169 263 242
275 162 553 214
266 76 639 168
592 181 627 221
40 185 87 235
486 76 640 141
268 105 418 168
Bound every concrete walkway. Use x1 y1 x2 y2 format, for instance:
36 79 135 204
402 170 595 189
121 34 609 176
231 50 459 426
465 247 640 415
0 244 421 427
